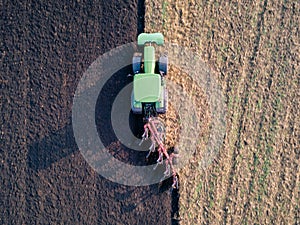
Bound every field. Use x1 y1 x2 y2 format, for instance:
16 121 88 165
1 0 299 224
145 0 299 224
1 1 173 224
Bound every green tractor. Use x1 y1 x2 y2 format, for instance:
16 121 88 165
130 33 179 190
131 33 168 118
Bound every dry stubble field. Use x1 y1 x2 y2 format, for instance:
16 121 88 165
145 0 299 224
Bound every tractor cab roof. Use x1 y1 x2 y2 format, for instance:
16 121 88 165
138 33 164 46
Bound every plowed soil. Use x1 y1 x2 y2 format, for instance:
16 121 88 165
1 1 175 224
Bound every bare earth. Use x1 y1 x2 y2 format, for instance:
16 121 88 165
1 1 173 224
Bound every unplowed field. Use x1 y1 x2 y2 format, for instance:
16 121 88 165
145 0 299 224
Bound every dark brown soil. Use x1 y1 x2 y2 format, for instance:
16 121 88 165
1 1 176 224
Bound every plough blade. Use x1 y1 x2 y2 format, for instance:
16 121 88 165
142 117 179 190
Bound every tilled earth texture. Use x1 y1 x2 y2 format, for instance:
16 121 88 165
1 0 299 225
145 0 299 224
1 1 175 225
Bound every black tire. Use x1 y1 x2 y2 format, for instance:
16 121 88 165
162 88 168 114
132 52 142 74
173 147 179 165
159 54 168 75
156 89 168 114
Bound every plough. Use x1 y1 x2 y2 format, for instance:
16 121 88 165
140 117 179 189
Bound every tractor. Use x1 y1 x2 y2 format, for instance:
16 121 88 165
131 33 178 189
131 32 168 117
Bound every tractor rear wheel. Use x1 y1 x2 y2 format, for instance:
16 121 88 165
173 147 179 165
163 89 168 113
157 88 168 114
159 54 168 75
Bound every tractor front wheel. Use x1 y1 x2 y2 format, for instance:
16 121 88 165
132 52 142 74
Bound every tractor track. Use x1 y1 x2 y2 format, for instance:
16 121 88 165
222 0 268 223
240 1 286 221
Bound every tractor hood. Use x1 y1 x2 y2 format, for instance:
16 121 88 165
133 73 161 103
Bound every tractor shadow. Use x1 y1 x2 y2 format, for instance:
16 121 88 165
27 123 77 171
27 65 149 170
95 65 152 166
26 65 138 172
